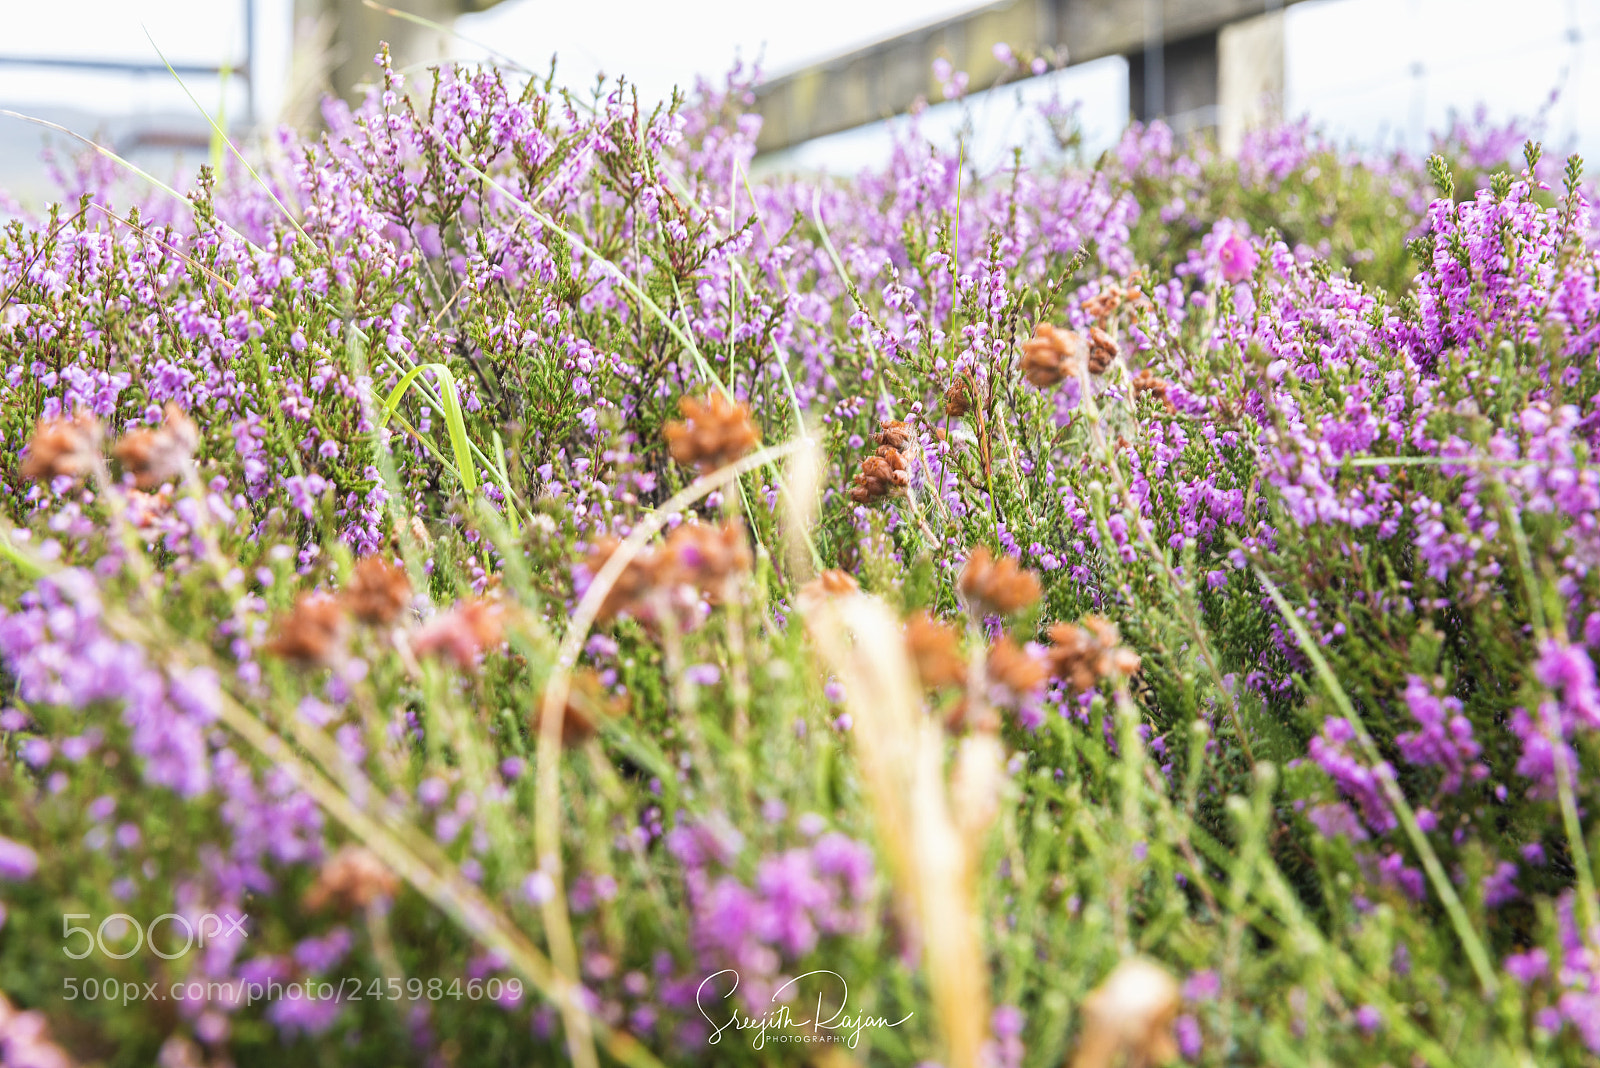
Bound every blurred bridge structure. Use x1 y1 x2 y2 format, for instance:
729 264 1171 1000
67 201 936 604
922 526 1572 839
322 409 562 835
752 0 1304 155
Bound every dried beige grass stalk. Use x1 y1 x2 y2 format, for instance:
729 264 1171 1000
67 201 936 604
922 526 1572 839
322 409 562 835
1069 957 1181 1068
779 436 824 586
801 590 990 1068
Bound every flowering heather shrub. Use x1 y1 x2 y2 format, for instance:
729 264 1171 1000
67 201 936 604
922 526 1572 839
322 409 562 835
0 47 1599 1067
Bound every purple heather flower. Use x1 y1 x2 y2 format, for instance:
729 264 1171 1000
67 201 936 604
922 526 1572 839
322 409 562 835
1175 1014 1202 1058
1482 862 1521 908
1182 970 1221 1002
1505 948 1549 984
523 871 555 905
1307 802 1369 841
293 928 353 973
683 663 720 686
1395 676 1485 793
417 777 448 807
267 990 343 1037
1308 719 1395 834
812 832 875 900
0 836 39 880
1217 232 1259 284
86 796 116 824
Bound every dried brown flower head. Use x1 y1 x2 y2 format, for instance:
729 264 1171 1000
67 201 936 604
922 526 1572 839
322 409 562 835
905 611 966 690
848 446 911 505
874 419 916 451
408 515 434 551
1069 957 1180 1068
265 593 347 667
112 402 199 490
1020 323 1087 387
1087 325 1120 374
987 637 1047 696
797 569 860 616
20 412 103 484
812 569 860 597
343 556 412 625
547 668 623 747
944 698 1000 734
1132 369 1176 414
958 547 1041 617
665 520 752 598
664 393 760 473
304 845 401 912
943 380 972 417
412 599 505 669
584 538 675 621
124 486 175 530
1045 616 1141 693
1081 288 1123 323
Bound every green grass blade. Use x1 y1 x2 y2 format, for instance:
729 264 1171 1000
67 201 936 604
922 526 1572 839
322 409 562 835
1253 563 1498 997
382 362 478 495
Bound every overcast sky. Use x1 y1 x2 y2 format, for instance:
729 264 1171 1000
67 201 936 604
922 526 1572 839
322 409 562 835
0 0 1595 177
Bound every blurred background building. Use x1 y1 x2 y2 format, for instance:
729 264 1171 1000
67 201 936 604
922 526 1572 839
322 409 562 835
0 0 1595 204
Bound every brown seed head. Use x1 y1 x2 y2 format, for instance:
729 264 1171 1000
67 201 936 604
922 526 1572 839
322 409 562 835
958 547 1041 617
874 419 916 451
547 668 623 747
1087 325 1120 374
584 538 677 621
797 569 860 616
304 845 401 912
812 569 860 597
1020 323 1086 388
343 556 412 625
412 599 505 669
124 486 175 530
265 593 347 667
664 393 760 473
943 381 972 417
987 637 1047 696
848 446 911 505
1045 616 1141 693
665 520 752 599
1131 369 1176 413
20 412 103 484
1069 957 1180 1068
112 402 199 490
1082 288 1123 323
905 611 966 690
944 697 1001 735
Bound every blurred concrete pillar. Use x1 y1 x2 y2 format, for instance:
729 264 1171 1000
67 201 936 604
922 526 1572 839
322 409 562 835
283 0 506 126
1127 32 1219 132
1218 9 1285 155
